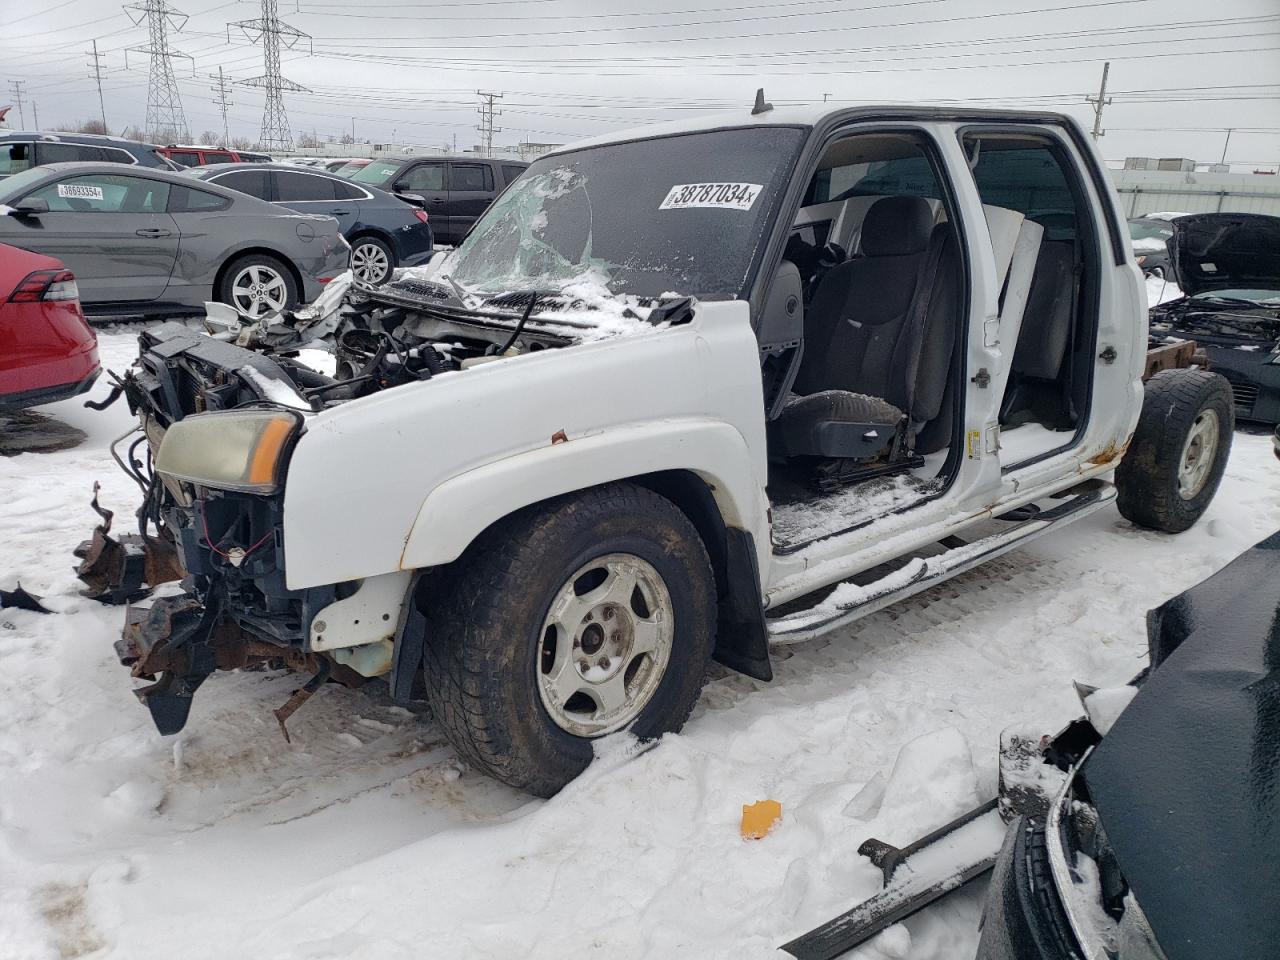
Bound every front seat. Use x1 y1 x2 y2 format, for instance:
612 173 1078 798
775 195 954 462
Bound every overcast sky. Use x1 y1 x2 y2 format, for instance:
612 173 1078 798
3 0 1279 165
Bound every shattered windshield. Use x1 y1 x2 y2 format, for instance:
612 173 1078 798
445 126 805 302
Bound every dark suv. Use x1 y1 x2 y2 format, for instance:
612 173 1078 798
348 155 527 244
0 132 177 179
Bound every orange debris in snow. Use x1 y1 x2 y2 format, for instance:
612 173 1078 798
741 799 782 839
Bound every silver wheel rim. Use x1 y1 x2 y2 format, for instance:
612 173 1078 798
351 242 390 283
230 264 288 319
1178 408 1220 500
536 553 674 738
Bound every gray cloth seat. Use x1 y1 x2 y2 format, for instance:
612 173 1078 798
1001 239 1077 426
779 195 960 458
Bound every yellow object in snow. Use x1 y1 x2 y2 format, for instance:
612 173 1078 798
741 799 783 839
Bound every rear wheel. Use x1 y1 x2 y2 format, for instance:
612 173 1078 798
218 253 298 320
349 235 395 284
1116 369 1233 533
423 482 717 796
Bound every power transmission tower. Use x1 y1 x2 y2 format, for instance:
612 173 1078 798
476 90 503 158
230 0 312 152
86 39 108 130
210 66 233 146
1086 61 1111 141
124 0 193 143
7 80 27 128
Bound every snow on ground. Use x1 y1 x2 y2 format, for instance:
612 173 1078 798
1146 272 1182 306
1 326 1278 960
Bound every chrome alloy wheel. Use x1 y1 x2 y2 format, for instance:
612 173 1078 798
536 553 674 738
1178 408 1220 499
230 264 288 319
350 241 391 283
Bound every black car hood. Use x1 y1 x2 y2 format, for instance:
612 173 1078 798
1081 530 1280 960
1169 212 1280 297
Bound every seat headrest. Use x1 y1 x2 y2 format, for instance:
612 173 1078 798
861 196 934 257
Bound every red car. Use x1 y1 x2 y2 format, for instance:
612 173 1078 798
158 145 273 167
0 243 99 409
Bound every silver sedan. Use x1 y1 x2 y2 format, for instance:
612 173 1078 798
0 163 350 319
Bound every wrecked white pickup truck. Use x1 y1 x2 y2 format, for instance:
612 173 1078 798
88 102 1233 796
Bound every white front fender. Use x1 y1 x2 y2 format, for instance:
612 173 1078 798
400 417 767 569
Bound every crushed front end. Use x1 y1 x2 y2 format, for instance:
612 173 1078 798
87 322 375 735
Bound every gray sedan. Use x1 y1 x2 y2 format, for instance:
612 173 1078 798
0 163 350 319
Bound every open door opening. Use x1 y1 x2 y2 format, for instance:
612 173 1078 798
960 131 1102 468
763 130 968 551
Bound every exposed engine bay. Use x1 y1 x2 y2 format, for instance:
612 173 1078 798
1149 295 1280 346
79 273 694 735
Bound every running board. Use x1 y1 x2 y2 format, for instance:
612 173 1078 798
767 482 1115 644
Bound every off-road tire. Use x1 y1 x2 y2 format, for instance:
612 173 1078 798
422 482 717 797
1116 369 1233 533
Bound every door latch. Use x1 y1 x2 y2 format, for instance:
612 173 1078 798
971 367 991 388
1099 345 1118 364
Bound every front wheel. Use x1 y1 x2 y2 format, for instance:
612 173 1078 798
423 482 717 796
1116 369 1234 533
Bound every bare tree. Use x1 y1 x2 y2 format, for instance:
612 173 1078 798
198 130 220 146
121 125 148 142
77 119 110 135
296 131 319 149
230 136 251 151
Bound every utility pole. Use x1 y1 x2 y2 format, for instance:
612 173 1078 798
210 66 233 146
476 90 503 158
1086 61 1111 141
124 0 193 143
87 39 109 130
31 101 39 129
7 81 26 128
230 0 312 152
1219 128 1234 167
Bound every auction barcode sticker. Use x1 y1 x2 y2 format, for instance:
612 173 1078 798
57 183 104 201
659 182 763 211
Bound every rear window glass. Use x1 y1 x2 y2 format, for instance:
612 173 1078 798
275 171 337 201
451 163 493 192
37 143 105 164
167 151 203 168
169 184 230 212
213 169 269 199
501 164 526 186
333 179 364 200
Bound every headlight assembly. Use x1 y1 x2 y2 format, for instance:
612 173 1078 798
155 409 302 494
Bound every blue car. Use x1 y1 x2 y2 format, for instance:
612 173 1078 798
187 163 434 284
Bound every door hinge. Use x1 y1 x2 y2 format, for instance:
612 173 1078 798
971 367 991 388
1099 345 1118 364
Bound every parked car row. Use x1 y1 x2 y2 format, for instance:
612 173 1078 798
0 163 350 318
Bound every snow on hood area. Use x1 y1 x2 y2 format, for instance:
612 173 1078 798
1 327 1279 959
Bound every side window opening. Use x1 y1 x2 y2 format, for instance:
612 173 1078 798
766 130 968 541
451 163 494 192
961 132 1098 465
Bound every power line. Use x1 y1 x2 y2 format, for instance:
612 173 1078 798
229 0 313 150
125 0 194 142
